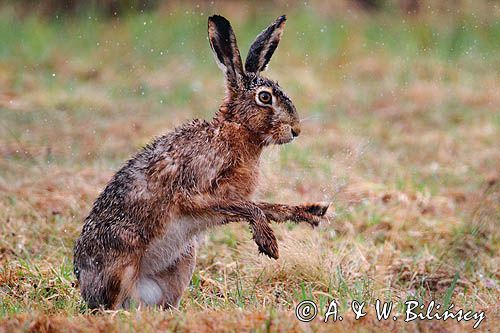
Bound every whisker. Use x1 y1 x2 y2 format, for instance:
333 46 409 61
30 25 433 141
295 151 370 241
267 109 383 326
300 115 322 123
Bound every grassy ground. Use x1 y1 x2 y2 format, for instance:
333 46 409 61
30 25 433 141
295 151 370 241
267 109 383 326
0 1 499 332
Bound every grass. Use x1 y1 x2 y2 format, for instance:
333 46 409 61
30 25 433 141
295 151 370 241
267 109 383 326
1 1 499 332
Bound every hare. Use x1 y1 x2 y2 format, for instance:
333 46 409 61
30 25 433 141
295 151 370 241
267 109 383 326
73 14 329 310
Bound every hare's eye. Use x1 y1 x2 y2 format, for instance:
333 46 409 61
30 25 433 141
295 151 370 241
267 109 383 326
258 91 272 105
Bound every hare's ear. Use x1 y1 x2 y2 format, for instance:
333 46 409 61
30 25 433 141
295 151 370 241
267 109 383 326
208 15 244 87
245 15 286 74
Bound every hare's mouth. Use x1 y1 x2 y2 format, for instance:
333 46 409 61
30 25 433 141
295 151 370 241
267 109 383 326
269 130 296 145
276 137 295 145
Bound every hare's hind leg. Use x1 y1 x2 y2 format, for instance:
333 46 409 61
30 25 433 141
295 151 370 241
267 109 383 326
110 261 140 309
135 242 196 309
157 242 196 308
77 257 140 310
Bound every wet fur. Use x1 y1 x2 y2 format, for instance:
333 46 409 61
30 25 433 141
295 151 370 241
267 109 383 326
73 14 329 310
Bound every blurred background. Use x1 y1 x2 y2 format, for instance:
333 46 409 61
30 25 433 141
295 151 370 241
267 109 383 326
0 0 498 331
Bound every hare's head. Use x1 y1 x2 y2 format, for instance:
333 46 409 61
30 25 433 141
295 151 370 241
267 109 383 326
208 15 300 146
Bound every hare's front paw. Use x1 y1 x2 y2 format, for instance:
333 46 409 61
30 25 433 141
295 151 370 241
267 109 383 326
295 202 330 227
303 202 330 217
253 224 279 259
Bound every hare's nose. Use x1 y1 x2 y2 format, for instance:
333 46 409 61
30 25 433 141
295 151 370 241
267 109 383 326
291 126 301 137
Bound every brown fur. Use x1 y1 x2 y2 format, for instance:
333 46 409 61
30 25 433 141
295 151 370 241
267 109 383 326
73 14 329 310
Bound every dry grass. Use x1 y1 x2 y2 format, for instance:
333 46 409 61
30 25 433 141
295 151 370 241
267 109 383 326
1 1 499 332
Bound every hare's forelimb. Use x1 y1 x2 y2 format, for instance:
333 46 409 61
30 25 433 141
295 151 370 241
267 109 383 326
257 202 330 227
183 200 330 259
183 199 279 259
211 202 279 259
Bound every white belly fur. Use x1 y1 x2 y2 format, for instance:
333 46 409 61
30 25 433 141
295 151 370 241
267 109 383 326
139 216 211 276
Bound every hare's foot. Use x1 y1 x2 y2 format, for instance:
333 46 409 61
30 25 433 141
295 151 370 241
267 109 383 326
302 202 330 217
298 202 330 227
252 222 279 259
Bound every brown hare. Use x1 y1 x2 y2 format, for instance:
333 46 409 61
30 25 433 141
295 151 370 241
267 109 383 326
73 14 329 310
